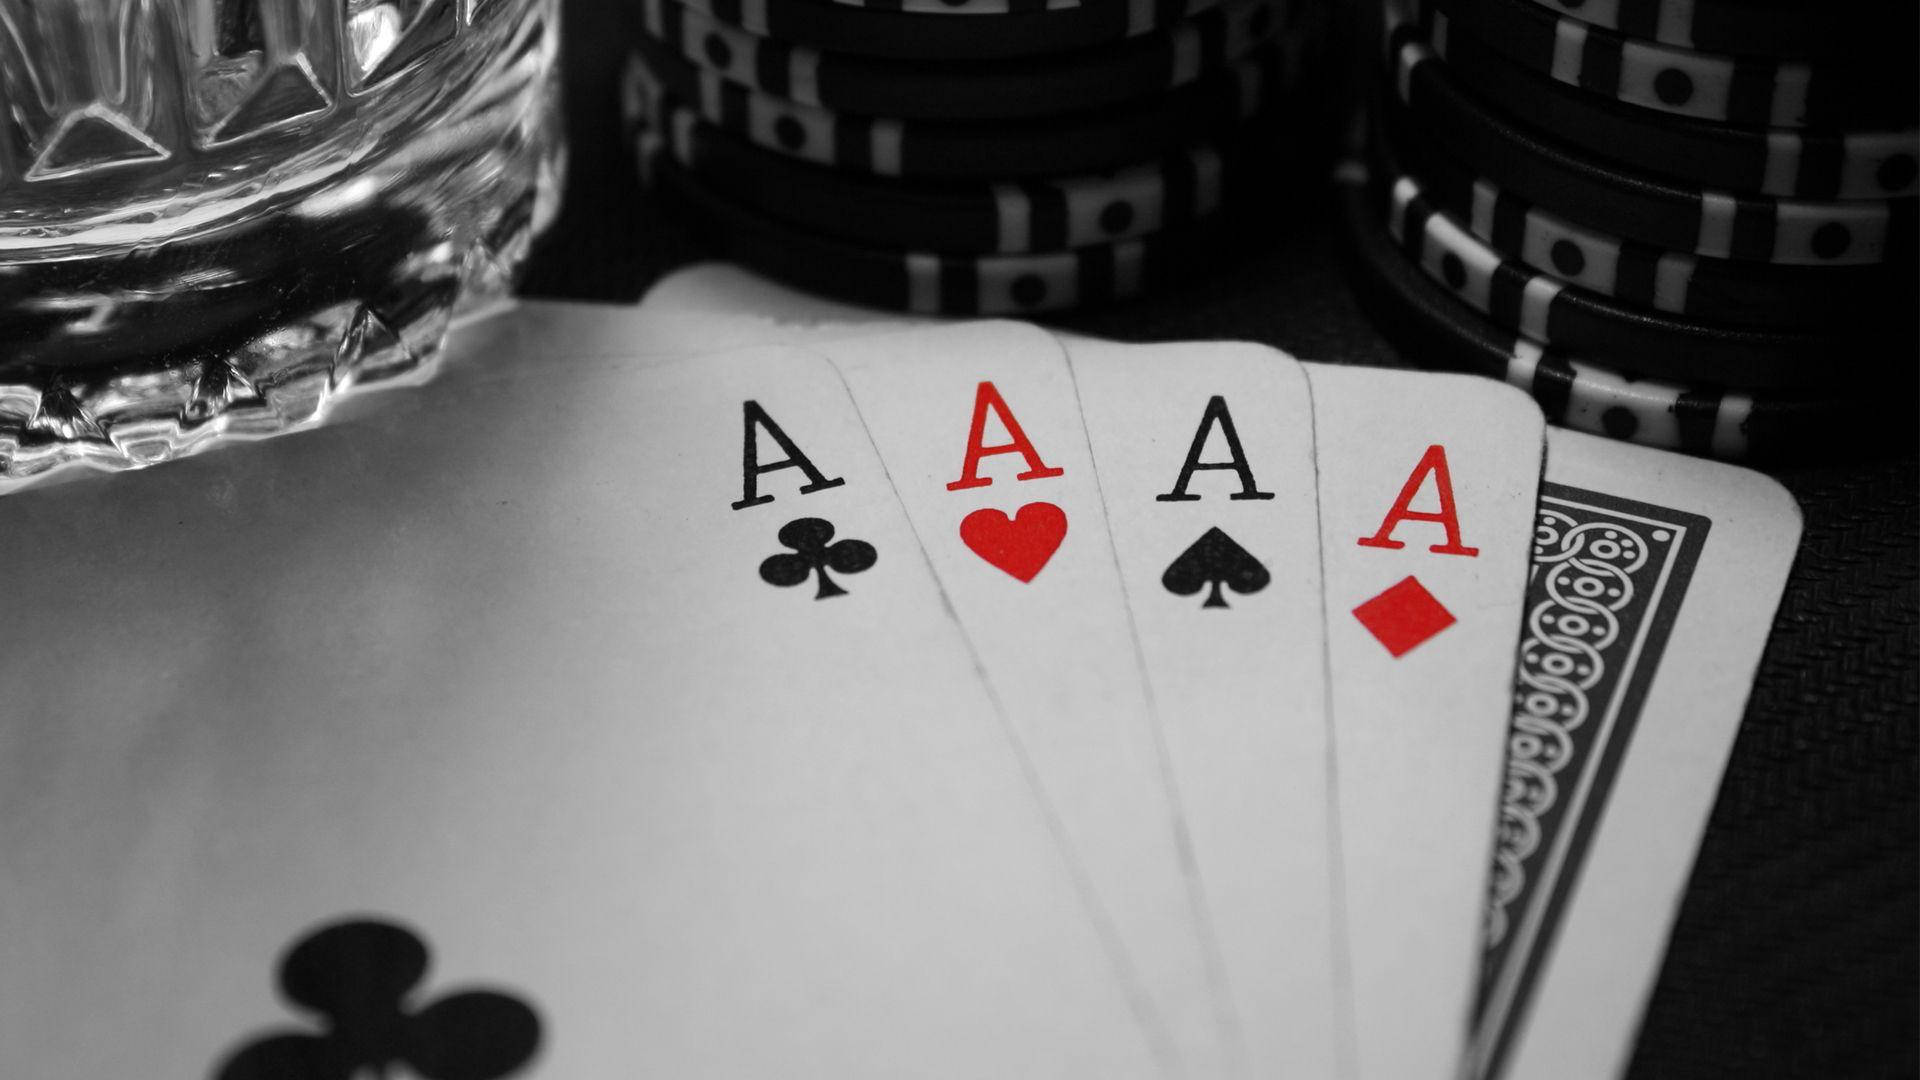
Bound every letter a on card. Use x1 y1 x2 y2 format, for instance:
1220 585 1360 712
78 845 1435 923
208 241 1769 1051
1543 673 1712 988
823 323 1231 1078
1302 365 1545 1080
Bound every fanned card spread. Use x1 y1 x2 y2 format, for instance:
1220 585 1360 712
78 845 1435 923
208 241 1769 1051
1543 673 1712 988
0 272 1801 1080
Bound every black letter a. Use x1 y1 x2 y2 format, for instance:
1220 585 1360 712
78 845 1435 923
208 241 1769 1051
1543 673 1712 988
731 401 846 510
1155 395 1275 502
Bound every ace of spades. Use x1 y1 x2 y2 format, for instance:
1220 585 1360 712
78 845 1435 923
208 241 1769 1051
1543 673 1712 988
1067 337 1344 1080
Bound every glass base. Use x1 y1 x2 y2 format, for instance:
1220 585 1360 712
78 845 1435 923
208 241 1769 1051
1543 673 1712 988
0 0 564 487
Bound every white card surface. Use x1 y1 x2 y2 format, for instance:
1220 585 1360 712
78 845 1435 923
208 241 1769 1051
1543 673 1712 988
1066 337 1344 1080
0 346 1159 1079
1470 429 1802 1080
640 262 886 326
820 322 1229 1076
1304 364 1546 1080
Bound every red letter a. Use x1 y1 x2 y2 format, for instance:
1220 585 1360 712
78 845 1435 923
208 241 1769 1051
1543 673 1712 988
1355 444 1480 556
946 381 1066 491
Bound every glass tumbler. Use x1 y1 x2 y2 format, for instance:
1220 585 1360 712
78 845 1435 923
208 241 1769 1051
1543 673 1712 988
0 0 562 482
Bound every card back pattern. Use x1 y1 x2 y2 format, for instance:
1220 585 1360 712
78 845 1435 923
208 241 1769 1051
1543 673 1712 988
1470 484 1712 1080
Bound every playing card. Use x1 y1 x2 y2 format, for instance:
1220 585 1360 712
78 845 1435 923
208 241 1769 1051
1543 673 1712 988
1067 337 1343 1080
1468 429 1803 1080
439 298 1235 1073
0 345 1161 1078
818 322 1230 1076
1303 364 1546 1080
640 261 886 327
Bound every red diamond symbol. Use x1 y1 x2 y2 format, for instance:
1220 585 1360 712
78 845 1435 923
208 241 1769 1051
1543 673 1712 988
1351 575 1456 658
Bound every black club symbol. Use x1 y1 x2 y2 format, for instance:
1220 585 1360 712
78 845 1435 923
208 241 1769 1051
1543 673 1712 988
214 918 541 1080
758 516 876 599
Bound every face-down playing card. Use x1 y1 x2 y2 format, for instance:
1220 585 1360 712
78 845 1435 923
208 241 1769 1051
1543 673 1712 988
1065 337 1344 1080
1469 429 1803 1080
1303 364 1546 1080
0 346 1162 1079
818 322 1233 1077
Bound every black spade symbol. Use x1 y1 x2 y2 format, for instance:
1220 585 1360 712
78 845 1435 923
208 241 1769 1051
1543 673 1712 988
214 918 541 1080
1161 526 1271 609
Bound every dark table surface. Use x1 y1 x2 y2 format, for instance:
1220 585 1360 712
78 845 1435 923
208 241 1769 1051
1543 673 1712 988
523 2 1919 1075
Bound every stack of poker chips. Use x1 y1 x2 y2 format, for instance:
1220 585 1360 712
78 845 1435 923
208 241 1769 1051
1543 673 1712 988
1342 0 1918 462
620 0 1328 315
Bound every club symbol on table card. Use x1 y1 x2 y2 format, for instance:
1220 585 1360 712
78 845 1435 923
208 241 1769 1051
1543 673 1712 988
214 918 541 1080
760 517 877 599
1161 526 1271 609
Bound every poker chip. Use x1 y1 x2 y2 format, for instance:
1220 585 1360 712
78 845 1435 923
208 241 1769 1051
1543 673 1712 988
1425 22 1919 200
628 33 1285 179
644 140 1228 314
1358 0 1915 459
620 0 1327 314
1376 164 1873 389
1388 38 1917 266
640 95 1278 253
666 0 1228 61
642 0 1286 121
1335 161 1903 462
1512 0 1916 63
1394 131 1914 332
1419 0 1916 129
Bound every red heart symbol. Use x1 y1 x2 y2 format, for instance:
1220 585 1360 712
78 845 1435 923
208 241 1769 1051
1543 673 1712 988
959 502 1068 583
